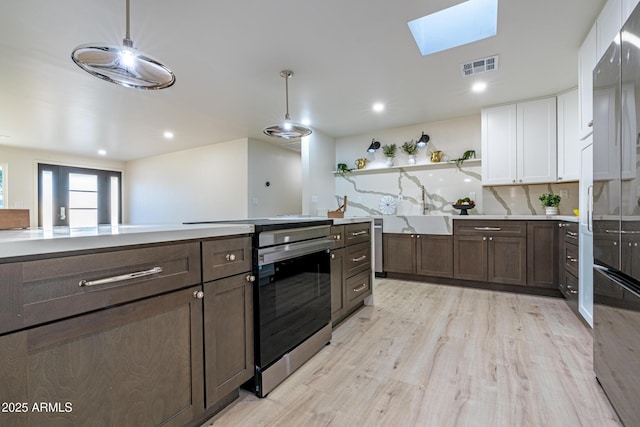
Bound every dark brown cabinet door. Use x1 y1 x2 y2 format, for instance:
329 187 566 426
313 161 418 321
330 248 345 323
204 273 254 408
488 236 527 285
453 235 488 281
416 235 453 278
0 286 205 427
383 233 415 274
526 221 558 288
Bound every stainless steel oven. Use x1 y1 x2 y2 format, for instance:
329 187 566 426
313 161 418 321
252 222 333 396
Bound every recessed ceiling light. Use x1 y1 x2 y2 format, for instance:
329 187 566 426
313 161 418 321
372 103 385 112
163 131 174 139
472 81 487 93
98 149 107 156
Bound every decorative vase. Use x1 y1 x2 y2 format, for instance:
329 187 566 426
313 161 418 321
545 206 559 216
408 155 416 165
386 157 394 167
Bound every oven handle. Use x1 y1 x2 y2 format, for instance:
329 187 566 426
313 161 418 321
258 238 335 265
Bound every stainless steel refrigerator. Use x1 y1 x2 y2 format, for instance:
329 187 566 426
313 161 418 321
592 5 640 426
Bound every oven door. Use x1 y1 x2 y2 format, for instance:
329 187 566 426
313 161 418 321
256 248 331 369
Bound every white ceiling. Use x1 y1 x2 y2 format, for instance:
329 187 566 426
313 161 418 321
0 0 606 161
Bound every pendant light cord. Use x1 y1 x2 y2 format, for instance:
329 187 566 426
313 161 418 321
284 73 290 121
124 0 132 45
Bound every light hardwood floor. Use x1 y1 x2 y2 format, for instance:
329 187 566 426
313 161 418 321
203 279 621 427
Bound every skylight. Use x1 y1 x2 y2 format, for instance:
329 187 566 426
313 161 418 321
408 0 498 56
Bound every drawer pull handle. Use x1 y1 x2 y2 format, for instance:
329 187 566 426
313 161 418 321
226 253 236 261
334 234 341 240
79 266 163 287
352 255 367 262
566 231 578 237
351 230 368 236
353 283 368 293
605 229 640 234
566 256 578 263
566 286 578 295
474 227 501 231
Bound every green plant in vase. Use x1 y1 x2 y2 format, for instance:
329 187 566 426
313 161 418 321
382 144 397 166
539 193 561 215
401 141 418 165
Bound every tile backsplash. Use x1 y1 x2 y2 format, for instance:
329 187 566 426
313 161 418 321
334 162 579 217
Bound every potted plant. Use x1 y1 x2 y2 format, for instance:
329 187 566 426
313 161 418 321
539 193 561 215
382 144 397 166
401 140 418 165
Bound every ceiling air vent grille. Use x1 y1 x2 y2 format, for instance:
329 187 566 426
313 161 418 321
460 55 499 77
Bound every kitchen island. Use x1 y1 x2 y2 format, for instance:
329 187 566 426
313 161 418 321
0 223 255 427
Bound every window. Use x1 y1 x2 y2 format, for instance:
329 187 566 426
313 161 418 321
38 164 122 228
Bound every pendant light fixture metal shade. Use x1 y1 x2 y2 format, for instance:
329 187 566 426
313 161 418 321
263 70 312 139
71 0 175 90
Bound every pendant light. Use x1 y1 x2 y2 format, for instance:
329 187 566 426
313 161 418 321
71 0 175 90
263 70 312 139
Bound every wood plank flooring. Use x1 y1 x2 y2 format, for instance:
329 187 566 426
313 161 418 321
202 279 621 427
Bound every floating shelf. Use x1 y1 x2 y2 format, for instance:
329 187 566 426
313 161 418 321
333 159 481 175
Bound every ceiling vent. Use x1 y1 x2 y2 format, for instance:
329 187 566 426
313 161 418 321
460 55 499 77
282 141 302 151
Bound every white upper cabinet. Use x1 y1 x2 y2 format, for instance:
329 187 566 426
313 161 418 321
579 25 597 138
557 89 580 182
597 0 622 60
481 104 517 185
482 97 557 186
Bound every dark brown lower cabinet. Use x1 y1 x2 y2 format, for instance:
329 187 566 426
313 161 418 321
453 235 487 281
203 273 254 409
384 233 453 278
0 286 204 427
416 235 454 278
526 221 559 288
330 248 346 321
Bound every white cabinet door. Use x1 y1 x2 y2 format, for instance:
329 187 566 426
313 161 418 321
579 25 597 138
517 97 558 184
623 0 640 24
481 104 517 185
579 138 594 328
597 0 622 60
557 89 580 182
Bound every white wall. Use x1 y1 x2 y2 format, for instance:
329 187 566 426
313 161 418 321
125 139 249 224
0 144 125 227
336 114 481 168
247 138 302 217
302 129 336 215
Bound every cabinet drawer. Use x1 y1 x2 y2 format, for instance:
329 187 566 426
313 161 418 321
202 236 252 282
344 241 371 277
563 242 579 278
3 242 201 335
454 220 526 237
562 272 579 313
345 270 371 305
330 225 345 248
345 222 371 245
559 221 579 243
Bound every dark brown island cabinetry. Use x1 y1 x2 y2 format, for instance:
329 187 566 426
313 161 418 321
383 233 453 278
0 235 256 427
201 237 254 411
330 222 372 325
558 221 579 313
453 220 527 286
0 242 205 427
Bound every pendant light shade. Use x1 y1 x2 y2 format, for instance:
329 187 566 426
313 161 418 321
263 70 312 139
71 0 175 90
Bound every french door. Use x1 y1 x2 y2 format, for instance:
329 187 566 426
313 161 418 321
38 164 122 228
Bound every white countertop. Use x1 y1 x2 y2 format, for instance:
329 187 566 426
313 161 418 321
0 223 253 260
452 214 579 222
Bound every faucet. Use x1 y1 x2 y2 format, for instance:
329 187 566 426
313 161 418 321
421 185 428 214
